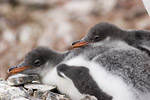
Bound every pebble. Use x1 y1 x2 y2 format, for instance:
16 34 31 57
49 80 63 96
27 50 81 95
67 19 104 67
43 91 70 100
0 86 29 100
24 83 57 99
7 86 29 97
7 74 40 86
81 95 98 100
24 83 56 92
12 96 30 100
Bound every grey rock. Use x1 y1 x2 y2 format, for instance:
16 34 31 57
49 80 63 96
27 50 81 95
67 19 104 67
0 79 11 100
7 87 29 97
27 89 34 96
0 86 29 100
33 90 44 99
24 83 56 92
27 97 42 100
24 83 57 99
0 90 11 100
0 79 8 88
12 96 30 100
81 95 98 100
43 91 70 100
12 96 42 100
0 75 40 100
7 74 40 86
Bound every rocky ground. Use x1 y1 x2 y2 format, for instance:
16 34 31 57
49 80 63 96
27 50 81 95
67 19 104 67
0 74 97 100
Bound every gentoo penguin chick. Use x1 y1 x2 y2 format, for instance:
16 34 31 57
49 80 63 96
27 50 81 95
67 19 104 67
57 64 112 100
59 47 150 100
72 22 150 55
7 47 65 77
7 46 112 100
7 47 86 100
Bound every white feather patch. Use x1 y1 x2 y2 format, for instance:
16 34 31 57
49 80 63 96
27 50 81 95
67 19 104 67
42 67 85 100
64 56 141 100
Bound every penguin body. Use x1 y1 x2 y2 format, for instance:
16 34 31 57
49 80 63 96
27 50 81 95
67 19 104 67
58 56 136 100
57 45 150 100
57 64 112 100
92 49 150 100
42 64 86 100
94 49 150 92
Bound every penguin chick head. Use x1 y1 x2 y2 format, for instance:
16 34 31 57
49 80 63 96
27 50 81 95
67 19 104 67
7 46 63 77
72 22 123 48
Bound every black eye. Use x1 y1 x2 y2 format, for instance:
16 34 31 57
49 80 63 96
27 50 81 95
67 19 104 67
34 60 41 66
94 36 100 40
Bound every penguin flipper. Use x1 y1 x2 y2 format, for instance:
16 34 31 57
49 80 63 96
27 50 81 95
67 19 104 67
57 64 112 100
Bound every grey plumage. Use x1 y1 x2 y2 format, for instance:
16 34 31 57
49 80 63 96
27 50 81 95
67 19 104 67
59 46 150 100
93 48 150 93
15 45 111 76
73 22 150 56
17 47 65 78
65 45 110 61
24 46 65 67
57 64 112 100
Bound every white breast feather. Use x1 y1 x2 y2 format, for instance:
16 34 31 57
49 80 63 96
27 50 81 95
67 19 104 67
42 67 85 100
64 56 139 100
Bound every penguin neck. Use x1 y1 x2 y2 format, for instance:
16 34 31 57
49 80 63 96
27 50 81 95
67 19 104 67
118 30 135 45
39 51 67 80
49 50 67 66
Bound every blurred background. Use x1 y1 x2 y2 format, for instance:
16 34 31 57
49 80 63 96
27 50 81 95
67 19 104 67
0 0 150 79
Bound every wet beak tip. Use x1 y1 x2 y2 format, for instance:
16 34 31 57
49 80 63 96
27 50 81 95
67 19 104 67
7 70 10 73
7 68 13 73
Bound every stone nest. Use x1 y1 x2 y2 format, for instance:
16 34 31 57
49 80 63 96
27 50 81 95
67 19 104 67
0 74 97 100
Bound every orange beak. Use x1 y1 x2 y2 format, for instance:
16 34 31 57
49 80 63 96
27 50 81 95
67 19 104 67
7 66 32 75
72 40 89 48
